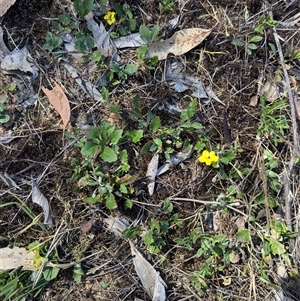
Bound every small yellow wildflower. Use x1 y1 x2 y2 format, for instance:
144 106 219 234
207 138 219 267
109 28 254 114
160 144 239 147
104 11 116 25
198 150 219 167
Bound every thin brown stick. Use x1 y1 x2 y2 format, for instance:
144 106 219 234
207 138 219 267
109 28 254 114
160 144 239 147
271 14 299 231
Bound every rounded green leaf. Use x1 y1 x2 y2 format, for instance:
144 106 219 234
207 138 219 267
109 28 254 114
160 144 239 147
106 192 117 209
81 141 99 157
249 35 263 43
124 64 138 75
232 39 245 47
100 147 117 162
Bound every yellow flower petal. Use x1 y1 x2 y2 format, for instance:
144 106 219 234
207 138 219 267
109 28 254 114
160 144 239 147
198 150 219 166
104 11 116 25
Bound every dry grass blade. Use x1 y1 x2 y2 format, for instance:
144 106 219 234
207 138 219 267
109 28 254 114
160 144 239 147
42 81 71 132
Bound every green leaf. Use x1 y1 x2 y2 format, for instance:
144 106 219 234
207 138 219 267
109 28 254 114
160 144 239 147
74 0 94 17
141 141 153 154
150 116 161 132
249 35 263 43
91 50 102 62
268 237 285 255
100 147 117 162
86 127 100 140
81 141 99 157
143 230 154 245
85 34 94 49
101 86 110 101
123 226 141 238
163 199 173 213
247 43 258 50
180 98 197 121
58 13 71 25
293 50 300 60
43 267 60 281
109 129 123 144
124 64 138 75
153 137 162 147
84 196 101 204
267 43 276 55
235 229 251 244
0 112 10 123
110 62 121 73
130 129 143 143
150 25 160 42
8 82 16 91
119 149 128 164
232 39 245 47
106 192 117 209
73 263 84 283
125 199 133 209
139 25 151 43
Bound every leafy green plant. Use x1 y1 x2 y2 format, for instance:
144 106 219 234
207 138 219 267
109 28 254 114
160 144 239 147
111 3 136 37
74 0 94 17
0 103 10 123
43 32 63 53
143 218 169 253
108 62 138 84
71 121 139 209
0 269 49 301
174 229 231 295
262 148 282 192
137 25 160 69
132 98 207 159
0 82 16 103
258 220 298 267
232 35 263 55
257 95 289 145
232 16 277 55
159 0 175 14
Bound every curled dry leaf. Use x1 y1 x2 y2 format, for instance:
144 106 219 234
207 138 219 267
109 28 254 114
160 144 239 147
113 33 145 49
0 246 36 271
157 146 193 176
1 46 39 81
42 81 71 132
0 0 16 17
0 171 21 190
146 152 159 196
129 241 166 300
103 216 129 237
146 27 212 60
32 178 53 226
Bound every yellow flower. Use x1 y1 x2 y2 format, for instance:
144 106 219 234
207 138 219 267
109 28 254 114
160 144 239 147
104 11 116 25
198 150 219 167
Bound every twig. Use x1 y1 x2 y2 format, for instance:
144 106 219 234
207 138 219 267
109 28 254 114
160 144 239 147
271 12 299 231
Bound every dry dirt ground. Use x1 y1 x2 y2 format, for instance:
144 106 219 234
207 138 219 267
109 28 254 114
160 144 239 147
1 0 300 300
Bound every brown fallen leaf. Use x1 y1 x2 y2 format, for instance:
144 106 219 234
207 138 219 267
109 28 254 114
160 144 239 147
80 218 94 234
0 246 36 271
249 95 258 107
146 27 212 60
0 0 16 17
42 81 71 132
